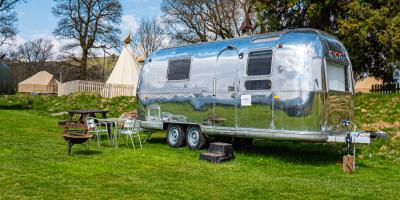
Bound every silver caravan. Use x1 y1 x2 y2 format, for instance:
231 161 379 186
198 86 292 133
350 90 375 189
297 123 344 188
137 28 368 149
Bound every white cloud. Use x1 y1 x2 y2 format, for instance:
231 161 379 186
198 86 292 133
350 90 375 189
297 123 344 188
13 36 26 46
121 14 140 36
28 32 73 58
161 35 171 48
9 31 80 60
0 36 26 52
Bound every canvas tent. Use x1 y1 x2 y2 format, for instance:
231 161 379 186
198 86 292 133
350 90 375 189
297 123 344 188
18 71 58 94
355 77 382 93
106 33 141 94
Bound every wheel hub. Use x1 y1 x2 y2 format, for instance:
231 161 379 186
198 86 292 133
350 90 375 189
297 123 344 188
168 128 179 144
188 128 199 147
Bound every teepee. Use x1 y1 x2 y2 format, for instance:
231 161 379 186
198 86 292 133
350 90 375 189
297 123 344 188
107 33 141 93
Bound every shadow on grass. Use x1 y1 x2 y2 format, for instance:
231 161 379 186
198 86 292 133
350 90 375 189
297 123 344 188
233 140 343 165
145 137 167 145
0 106 32 110
72 149 102 155
141 133 342 165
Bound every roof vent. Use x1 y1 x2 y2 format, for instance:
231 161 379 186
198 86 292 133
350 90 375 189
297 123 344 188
252 36 279 44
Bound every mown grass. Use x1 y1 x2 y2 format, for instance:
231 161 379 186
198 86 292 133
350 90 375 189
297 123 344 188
0 93 400 199
0 110 399 199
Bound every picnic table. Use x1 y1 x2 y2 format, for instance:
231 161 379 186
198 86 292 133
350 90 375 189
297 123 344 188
62 110 109 134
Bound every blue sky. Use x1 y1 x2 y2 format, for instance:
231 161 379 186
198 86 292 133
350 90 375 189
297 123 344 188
14 0 162 47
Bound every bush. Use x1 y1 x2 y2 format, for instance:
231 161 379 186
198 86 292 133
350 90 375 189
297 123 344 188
0 94 33 108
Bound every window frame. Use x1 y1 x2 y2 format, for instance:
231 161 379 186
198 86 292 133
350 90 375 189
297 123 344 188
243 48 274 91
325 60 351 93
246 49 274 77
166 57 192 81
244 79 272 91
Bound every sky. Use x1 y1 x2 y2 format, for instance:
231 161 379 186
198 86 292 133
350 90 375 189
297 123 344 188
13 0 162 50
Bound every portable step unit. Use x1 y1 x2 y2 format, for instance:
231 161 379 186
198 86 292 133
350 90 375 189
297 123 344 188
199 142 234 163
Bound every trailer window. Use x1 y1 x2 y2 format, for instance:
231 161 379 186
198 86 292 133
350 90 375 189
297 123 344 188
167 58 191 80
247 50 272 76
245 80 271 90
326 62 348 92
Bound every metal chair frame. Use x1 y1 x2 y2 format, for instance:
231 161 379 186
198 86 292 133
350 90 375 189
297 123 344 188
86 117 110 147
117 119 142 150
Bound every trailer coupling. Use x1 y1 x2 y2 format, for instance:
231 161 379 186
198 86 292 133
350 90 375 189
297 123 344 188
327 130 388 144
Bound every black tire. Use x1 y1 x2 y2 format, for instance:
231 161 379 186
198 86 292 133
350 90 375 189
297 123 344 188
186 126 207 150
166 124 186 148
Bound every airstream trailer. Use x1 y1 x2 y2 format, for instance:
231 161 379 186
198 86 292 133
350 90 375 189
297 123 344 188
137 28 374 150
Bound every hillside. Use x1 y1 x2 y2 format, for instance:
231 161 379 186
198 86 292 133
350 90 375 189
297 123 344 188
355 93 400 161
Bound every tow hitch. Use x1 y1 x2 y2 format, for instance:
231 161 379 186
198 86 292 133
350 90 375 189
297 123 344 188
326 120 388 173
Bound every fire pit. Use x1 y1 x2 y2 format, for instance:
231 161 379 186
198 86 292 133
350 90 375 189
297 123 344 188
63 133 93 155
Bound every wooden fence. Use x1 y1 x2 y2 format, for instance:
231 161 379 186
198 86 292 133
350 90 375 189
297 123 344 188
370 83 400 93
58 80 136 98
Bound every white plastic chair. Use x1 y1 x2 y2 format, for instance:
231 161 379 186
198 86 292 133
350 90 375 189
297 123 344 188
86 117 110 147
117 119 142 150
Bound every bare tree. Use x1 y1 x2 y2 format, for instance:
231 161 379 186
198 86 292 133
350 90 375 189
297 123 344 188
133 17 166 57
239 0 255 35
0 0 25 47
16 39 54 63
52 0 122 80
161 0 249 44
10 38 54 72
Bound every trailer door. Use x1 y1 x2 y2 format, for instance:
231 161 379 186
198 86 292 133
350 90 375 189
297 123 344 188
213 47 240 129
237 49 274 129
272 49 320 131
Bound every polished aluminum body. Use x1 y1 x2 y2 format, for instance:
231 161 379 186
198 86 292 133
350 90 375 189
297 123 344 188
137 28 355 142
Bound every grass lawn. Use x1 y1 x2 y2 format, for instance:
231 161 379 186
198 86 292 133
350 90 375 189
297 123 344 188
0 110 399 199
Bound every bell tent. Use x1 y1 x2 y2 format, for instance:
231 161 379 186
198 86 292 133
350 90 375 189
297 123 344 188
106 33 141 94
18 71 58 94
355 77 382 93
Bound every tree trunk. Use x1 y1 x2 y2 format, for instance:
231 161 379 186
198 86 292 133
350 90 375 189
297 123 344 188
80 50 88 80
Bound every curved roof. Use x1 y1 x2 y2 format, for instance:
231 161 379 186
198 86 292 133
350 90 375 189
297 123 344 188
0 64 12 78
156 28 336 52
148 28 343 62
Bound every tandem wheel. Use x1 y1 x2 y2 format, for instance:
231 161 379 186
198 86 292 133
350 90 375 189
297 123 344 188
186 125 208 150
166 124 186 148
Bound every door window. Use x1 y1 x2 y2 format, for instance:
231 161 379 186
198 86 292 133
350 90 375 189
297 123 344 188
247 50 272 76
245 50 273 90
